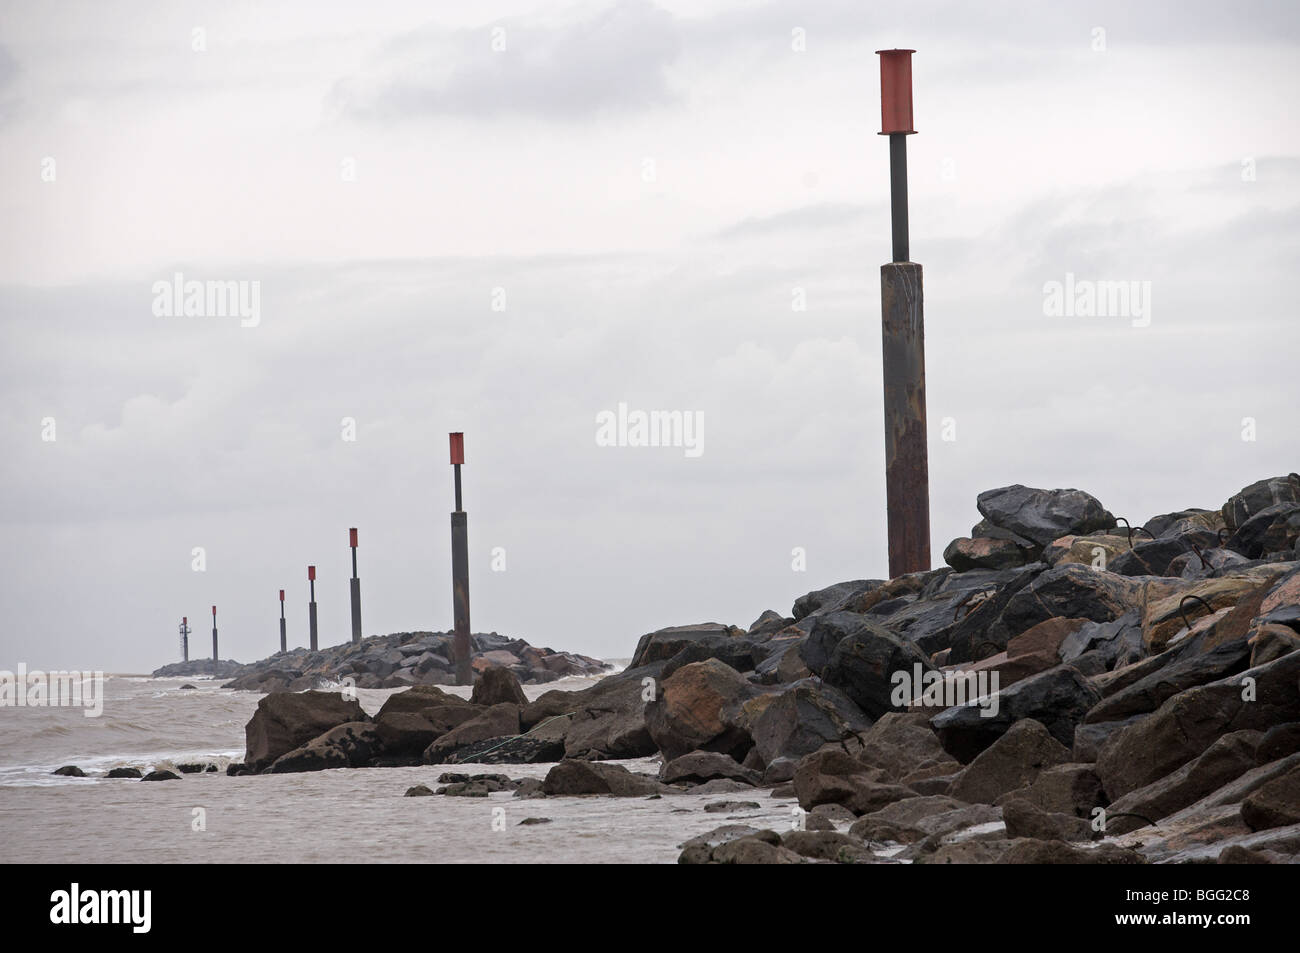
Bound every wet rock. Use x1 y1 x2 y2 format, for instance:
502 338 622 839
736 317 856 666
1257 723 1300 765
792 581 881 621
661 750 761 786
404 784 434 797
1000 798 1094 841
995 763 1104 818
1221 475 1300 531
424 703 521 764
629 623 740 669
51 765 85 777
470 666 528 707
854 711 960 784
988 565 1169 651
1095 649 1300 800
943 537 1027 572
822 621 936 720
644 658 758 763
519 817 551 825
704 800 761 813
1103 731 1263 835
524 676 656 761
996 840 1146 864
750 680 870 767
243 690 370 773
105 767 143 779
268 721 383 773
540 759 665 797
1241 766 1300 831
792 748 916 816
142 770 181 781
1084 637 1253 724
931 665 1100 763
780 830 876 863
711 838 805 864
947 719 1070 804
976 485 1115 548
1227 502 1300 559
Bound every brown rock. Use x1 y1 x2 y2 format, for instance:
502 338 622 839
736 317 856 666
644 658 758 762
243 690 371 773
1241 766 1300 831
947 719 1070 805
470 665 528 707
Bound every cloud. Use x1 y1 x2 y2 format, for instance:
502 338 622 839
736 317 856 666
715 202 870 239
330 0 682 121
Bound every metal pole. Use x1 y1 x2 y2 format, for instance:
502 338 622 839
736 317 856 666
889 134 909 263
349 528 362 644
877 49 930 577
211 605 218 664
308 566 319 651
180 617 189 663
279 590 287 653
449 432 471 685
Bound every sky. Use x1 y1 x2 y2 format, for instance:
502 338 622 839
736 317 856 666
1 0 1297 672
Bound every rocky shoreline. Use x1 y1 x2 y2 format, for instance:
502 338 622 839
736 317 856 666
108 474 1300 863
151 630 612 689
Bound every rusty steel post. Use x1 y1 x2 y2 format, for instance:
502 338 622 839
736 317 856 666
877 49 930 577
279 589 287 653
308 565 319 651
349 528 362 644
179 616 190 663
449 432 472 685
211 605 219 664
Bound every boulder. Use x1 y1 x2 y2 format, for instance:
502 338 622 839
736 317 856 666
993 762 1103 818
1102 730 1264 835
947 719 1070 804
1001 798 1094 842
792 581 880 621
1221 475 1300 531
243 690 370 772
750 680 871 767
628 623 739 669
644 658 758 762
931 664 1100 763
995 840 1146 864
780 830 876 863
1227 502 1300 558
141 770 181 781
423 703 521 763
942 537 1027 572
540 759 664 797
268 721 383 773
854 711 960 785
470 666 528 707
660 750 761 786
1084 637 1253 724
792 748 916 816
1095 649 1300 800
975 485 1115 547
52 765 85 777
822 621 936 719
525 676 657 761
1257 723 1300 765
1241 766 1300 830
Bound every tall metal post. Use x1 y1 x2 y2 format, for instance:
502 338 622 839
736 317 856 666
877 49 930 577
449 432 472 685
211 605 219 663
308 565 319 651
179 616 190 663
349 528 362 644
279 589 287 653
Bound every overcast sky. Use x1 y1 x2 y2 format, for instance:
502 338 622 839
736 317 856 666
2 0 1298 672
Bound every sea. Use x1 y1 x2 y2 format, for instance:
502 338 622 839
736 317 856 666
0 669 799 864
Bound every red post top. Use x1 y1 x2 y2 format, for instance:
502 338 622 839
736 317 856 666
308 565 316 581
211 606 217 617
876 49 916 135
449 432 465 465
279 589 285 602
349 527 358 548
183 616 187 625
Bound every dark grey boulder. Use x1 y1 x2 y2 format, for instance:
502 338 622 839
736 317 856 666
976 485 1116 547
822 621 936 720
